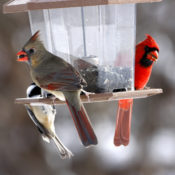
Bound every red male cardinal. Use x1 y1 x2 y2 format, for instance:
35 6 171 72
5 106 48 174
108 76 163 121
114 34 159 146
17 31 97 147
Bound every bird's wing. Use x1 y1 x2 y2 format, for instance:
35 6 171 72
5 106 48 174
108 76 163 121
37 62 87 91
25 105 50 138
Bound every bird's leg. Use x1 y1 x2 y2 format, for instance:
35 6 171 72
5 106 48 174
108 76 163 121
81 89 94 102
50 95 56 106
144 86 151 90
41 106 48 115
41 89 47 98
51 98 56 114
52 103 56 115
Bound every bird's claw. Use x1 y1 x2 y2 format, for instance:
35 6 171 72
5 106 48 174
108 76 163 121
41 106 47 114
144 86 150 90
50 96 56 106
81 89 94 102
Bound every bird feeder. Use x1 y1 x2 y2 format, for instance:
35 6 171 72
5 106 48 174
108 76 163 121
3 0 162 105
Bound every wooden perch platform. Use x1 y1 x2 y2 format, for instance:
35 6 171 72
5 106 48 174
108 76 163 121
15 88 163 105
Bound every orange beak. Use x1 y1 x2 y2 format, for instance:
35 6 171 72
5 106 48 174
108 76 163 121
17 50 28 62
148 50 159 62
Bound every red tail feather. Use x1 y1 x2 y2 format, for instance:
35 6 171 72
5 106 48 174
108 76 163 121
66 100 97 147
114 99 133 146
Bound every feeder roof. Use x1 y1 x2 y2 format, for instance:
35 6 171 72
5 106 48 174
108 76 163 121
4 0 161 14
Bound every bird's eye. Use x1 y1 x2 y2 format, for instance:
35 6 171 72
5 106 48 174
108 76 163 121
29 48 35 54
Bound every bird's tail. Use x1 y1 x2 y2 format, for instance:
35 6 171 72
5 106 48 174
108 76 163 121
114 99 133 146
51 134 73 159
64 91 98 147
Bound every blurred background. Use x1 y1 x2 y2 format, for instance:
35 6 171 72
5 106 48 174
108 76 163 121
0 0 175 174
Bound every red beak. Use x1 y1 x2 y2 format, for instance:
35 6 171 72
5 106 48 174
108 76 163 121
17 50 28 62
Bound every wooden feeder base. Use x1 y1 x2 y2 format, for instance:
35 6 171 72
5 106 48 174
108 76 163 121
15 88 163 105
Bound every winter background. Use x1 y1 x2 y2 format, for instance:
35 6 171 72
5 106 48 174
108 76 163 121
0 0 175 175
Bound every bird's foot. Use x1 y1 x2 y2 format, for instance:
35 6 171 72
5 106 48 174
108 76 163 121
144 86 151 90
50 96 57 106
81 89 94 102
41 106 47 114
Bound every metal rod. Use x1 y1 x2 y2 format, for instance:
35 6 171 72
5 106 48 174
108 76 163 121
81 7 87 56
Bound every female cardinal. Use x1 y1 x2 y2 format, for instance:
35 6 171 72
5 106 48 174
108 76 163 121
26 83 73 159
114 34 159 146
17 31 97 147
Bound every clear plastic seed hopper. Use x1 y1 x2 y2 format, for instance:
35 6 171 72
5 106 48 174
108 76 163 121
3 0 162 105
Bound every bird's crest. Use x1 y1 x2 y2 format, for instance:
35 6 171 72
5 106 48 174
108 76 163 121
144 34 159 51
30 30 40 42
